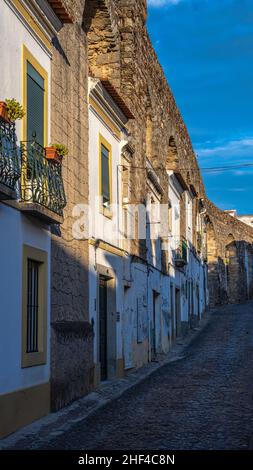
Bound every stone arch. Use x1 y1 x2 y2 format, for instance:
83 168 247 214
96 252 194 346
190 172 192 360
205 217 221 306
166 136 179 171
144 87 160 165
83 0 120 85
146 106 153 160
206 218 218 263
225 234 239 303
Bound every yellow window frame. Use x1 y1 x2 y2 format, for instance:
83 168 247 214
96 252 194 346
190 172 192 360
21 45 49 198
22 44 48 145
99 134 112 217
21 245 48 368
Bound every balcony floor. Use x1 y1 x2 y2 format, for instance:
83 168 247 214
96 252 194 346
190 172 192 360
4 199 64 225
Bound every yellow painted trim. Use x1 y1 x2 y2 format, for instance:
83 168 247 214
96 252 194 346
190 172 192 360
90 97 121 139
99 133 113 217
22 245 48 368
12 0 52 50
89 239 125 258
22 45 48 196
22 44 48 145
0 382 50 439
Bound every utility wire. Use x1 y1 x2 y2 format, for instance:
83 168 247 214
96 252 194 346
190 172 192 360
119 162 253 173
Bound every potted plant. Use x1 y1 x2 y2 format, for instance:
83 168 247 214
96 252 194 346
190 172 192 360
0 102 9 122
45 143 68 163
0 98 25 122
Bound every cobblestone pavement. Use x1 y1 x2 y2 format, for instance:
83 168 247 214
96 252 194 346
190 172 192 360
2 302 253 450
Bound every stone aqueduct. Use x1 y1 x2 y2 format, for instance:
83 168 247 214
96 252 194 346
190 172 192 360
55 0 253 313
46 0 253 410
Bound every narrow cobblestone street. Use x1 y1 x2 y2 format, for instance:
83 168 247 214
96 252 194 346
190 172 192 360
4 302 253 450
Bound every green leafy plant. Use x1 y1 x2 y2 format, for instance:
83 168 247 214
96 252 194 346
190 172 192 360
5 98 25 121
51 143 68 157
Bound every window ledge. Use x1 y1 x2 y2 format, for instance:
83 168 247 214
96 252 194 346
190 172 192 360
21 351 46 368
100 205 113 219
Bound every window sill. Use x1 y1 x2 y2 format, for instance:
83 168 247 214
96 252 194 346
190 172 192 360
100 205 113 219
21 351 47 368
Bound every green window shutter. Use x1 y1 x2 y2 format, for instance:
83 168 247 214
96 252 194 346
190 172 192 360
101 144 110 204
27 62 44 147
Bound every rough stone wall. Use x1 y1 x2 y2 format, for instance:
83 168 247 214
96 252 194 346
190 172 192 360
50 5 93 411
113 1 205 264
204 199 253 306
113 1 253 306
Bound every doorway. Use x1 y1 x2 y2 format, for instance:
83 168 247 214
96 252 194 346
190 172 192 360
170 283 175 342
175 287 181 337
99 276 108 381
196 284 200 321
151 290 160 360
98 267 117 382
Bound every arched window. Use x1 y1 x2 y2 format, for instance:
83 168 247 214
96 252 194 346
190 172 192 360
83 0 120 83
166 136 179 170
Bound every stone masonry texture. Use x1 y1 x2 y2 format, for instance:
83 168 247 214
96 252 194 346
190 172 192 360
50 4 93 411
50 0 253 409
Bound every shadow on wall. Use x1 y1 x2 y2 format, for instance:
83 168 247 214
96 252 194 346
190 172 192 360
50 230 94 412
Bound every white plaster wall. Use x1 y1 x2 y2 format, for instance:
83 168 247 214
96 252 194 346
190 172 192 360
186 192 193 244
146 191 162 271
121 262 149 370
130 263 149 367
88 99 129 371
0 2 52 395
88 107 123 247
0 205 51 394
168 173 208 327
89 245 124 363
170 184 180 254
0 1 51 143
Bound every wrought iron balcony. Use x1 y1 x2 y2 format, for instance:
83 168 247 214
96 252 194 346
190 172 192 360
20 139 66 221
0 118 21 199
174 236 188 268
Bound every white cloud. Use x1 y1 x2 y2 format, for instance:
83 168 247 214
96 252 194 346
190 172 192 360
233 169 253 176
195 137 253 159
148 0 182 7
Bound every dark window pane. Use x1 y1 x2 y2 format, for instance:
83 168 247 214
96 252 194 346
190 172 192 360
101 144 110 203
26 259 39 353
27 62 44 146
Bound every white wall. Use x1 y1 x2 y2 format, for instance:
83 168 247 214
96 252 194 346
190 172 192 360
1 0 51 143
121 263 149 369
186 191 193 244
0 205 51 394
88 106 124 247
88 101 126 371
168 172 207 328
89 245 124 364
0 2 52 395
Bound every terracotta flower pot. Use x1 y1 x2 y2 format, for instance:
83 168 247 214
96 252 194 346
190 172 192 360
45 147 62 163
0 102 9 122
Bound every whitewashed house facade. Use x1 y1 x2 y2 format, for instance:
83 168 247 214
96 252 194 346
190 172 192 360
0 0 69 438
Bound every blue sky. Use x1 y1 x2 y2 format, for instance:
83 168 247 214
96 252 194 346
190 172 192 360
147 0 253 214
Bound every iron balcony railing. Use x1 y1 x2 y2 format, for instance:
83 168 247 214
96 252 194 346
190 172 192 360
0 118 21 192
20 139 67 217
174 236 188 267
